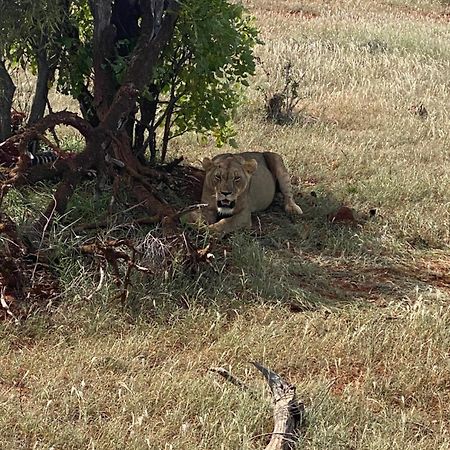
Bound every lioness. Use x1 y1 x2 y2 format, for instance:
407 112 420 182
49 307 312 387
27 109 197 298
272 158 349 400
191 152 303 235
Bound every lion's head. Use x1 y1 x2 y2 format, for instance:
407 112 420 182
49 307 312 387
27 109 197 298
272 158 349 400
202 155 258 217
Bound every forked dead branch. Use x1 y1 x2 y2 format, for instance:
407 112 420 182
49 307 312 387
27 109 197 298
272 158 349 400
211 362 305 450
80 231 214 305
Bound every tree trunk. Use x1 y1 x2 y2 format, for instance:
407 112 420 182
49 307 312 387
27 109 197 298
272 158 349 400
28 47 52 125
161 101 174 163
134 86 159 162
77 84 100 126
123 0 181 91
0 60 15 141
89 0 117 120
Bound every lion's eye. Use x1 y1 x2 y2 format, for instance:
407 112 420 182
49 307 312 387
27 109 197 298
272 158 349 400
215 174 221 181
234 176 241 182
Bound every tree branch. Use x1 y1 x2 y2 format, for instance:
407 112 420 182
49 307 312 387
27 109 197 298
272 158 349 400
28 39 53 125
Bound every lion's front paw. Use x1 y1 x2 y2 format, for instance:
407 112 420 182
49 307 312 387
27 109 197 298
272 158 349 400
285 201 303 215
208 222 225 235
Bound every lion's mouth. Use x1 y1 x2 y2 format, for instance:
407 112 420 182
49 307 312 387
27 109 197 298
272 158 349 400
217 199 236 209
217 199 236 217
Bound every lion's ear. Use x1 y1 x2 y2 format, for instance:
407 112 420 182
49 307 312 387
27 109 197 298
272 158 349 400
202 157 213 171
243 158 257 174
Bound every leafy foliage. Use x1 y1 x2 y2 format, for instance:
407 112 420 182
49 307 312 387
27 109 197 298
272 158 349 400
0 0 70 70
156 0 260 146
0 0 259 157
56 0 93 98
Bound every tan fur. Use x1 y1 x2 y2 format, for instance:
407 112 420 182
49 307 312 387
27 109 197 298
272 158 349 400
191 152 303 235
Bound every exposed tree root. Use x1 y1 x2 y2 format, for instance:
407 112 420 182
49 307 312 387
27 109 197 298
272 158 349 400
0 111 96 207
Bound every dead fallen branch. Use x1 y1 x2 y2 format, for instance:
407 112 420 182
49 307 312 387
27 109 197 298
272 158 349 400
73 215 161 232
252 362 305 450
73 203 207 233
80 238 153 304
211 362 305 450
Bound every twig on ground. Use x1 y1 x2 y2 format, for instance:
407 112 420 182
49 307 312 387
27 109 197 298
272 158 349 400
209 367 253 392
0 287 19 323
85 266 105 301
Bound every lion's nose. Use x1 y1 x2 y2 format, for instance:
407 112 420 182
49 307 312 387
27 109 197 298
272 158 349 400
221 191 232 196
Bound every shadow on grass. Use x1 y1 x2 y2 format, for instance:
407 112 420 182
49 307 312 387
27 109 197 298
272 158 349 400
2 180 448 328
118 187 449 322
251 189 449 305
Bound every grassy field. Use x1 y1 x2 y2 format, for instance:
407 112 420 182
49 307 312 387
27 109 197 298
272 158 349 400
1 0 450 448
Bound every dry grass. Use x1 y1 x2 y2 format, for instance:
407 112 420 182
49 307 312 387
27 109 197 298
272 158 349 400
1 0 450 448
1 299 449 449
